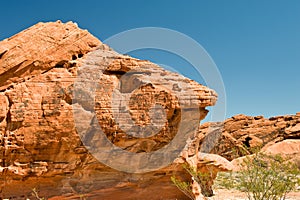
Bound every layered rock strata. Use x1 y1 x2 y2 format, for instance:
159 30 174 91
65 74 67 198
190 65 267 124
0 21 217 199
198 113 300 161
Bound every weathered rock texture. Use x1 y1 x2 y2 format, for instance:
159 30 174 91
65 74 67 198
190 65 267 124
197 113 300 161
3 21 298 200
0 21 218 199
0 21 100 91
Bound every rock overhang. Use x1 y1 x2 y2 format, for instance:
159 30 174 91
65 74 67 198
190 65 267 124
0 21 218 199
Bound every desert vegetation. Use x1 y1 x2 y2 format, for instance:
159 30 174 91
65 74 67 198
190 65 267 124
172 153 300 200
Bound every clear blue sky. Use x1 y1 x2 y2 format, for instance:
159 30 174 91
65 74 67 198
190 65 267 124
1 0 300 120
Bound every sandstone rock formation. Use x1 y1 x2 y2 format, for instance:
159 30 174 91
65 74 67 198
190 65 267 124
230 139 300 171
262 139 300 155
183 152 233 198
262 139 300 168
197 113 300 161
0 21 100 91
0 21 218 199
3 21 298 200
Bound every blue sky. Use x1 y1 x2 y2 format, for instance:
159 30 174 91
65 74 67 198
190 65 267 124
1 0 300 120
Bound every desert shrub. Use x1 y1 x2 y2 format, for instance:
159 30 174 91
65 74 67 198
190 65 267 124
171 175 194 200
215 171 240 190
217 152 300 200
171 164 212 200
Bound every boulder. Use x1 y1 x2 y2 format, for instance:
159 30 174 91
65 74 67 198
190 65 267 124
262 139 300 168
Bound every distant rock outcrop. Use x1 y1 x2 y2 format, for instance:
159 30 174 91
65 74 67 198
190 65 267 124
198 113 300 161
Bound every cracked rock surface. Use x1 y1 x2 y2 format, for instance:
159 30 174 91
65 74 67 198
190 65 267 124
0 21 217 199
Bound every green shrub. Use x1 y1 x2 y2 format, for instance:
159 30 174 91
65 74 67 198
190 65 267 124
217 152 300 200
171 164 212 200
171 175 194 200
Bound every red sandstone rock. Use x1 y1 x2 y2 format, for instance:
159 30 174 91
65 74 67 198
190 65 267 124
2 21 298 200
262 139 300 168
198 114 300 161
0 21 217 199
0 20 101 91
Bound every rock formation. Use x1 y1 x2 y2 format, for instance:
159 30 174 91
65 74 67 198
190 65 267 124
180 152 233 198
198 113 300 161
0 21 218 199
2 20 298 200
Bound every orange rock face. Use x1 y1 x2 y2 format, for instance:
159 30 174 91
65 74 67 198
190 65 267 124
0 21 217 199
198 114 300 160
0 21 101 91
262 139 300 168
2 21 298 200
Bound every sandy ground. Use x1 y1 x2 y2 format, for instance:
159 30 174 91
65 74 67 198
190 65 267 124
48 189 300 200
205 189 300 200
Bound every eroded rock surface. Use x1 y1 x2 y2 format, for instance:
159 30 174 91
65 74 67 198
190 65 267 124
198 114 300 161
0 21 217 199
4 21 297 200
0 21 100 91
